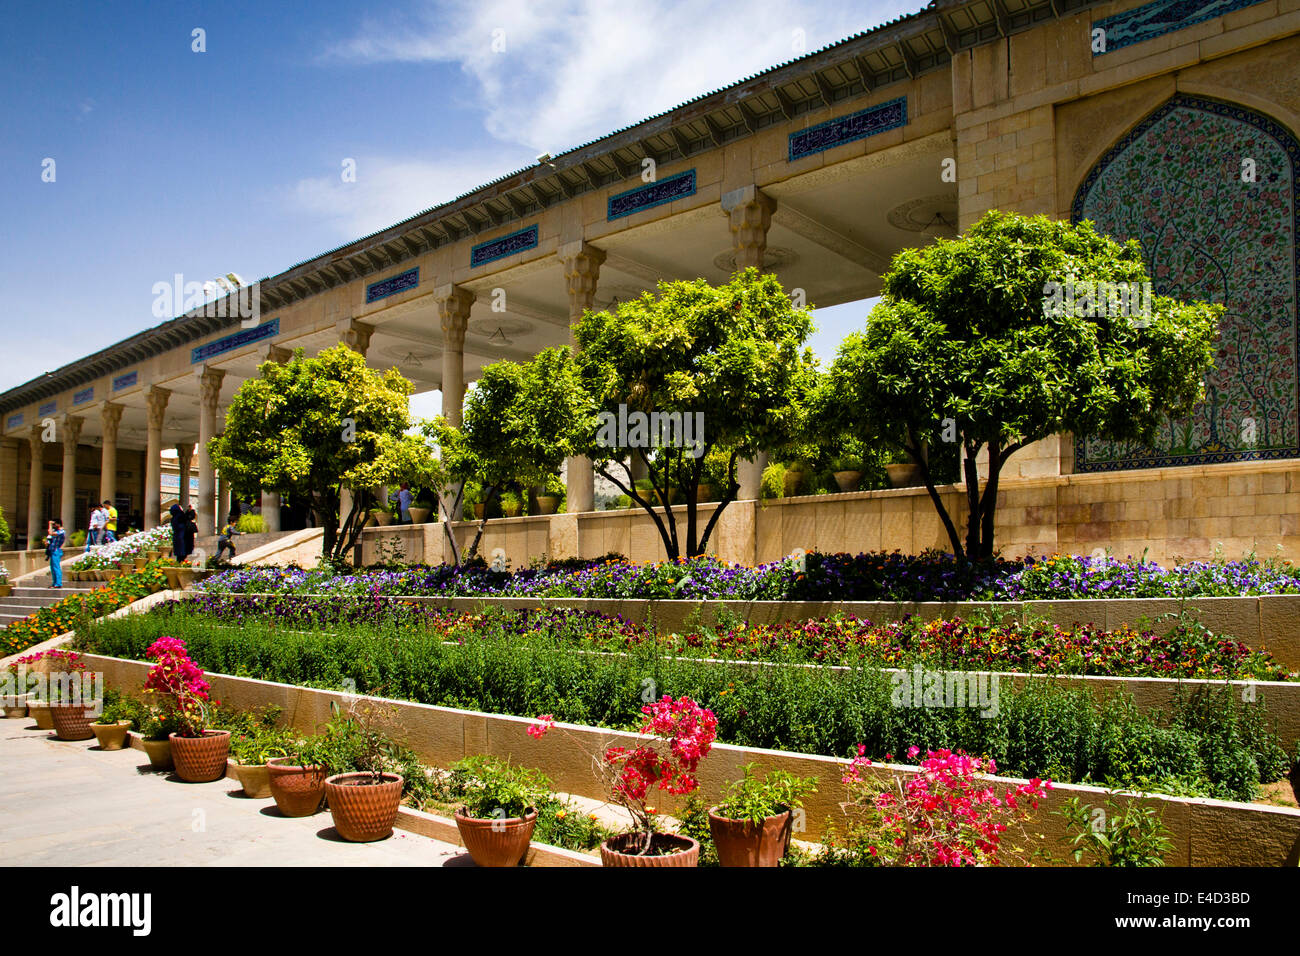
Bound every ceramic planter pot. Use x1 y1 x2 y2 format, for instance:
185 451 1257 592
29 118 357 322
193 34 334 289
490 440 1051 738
175 568 198 589
103 569 121 581
501 503 521 518
782 469 805 497
161 567 182 590
326 772 405 842
454 808 537 867
600 832 699 867
91 721 132 751
472 503 486 519
407 507 431 524
230 761 272 798
49 703 97 741
886 462 922 488
0 583 11 597
370 510 393 527
134 557 149 572
707 807 794 867
2 693 31 718
169 730 231 782
29 702 54 730
146 550 162 562
136 735 174 769
535 495 559 515
265 758 327 816
833 470 862 493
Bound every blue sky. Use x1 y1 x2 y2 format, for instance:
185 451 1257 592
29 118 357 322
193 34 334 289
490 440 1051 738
0 0 919 408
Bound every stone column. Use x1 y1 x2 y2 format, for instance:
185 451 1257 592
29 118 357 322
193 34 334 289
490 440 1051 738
257 343 291 531
27 428 44 544
560 241 605 514
60 415 83 533
197 367 225 538
723 186 777 500
339 320 373 357
99 403 123 505
435 286 474 428
175 443 194 510
145 387 170 530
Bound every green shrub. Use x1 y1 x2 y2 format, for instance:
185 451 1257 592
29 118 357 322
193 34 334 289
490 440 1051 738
235 513 267 534
74 606 1288 802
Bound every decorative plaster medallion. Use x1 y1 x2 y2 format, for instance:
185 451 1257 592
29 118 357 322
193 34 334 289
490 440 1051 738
712 246 798 273
886 195 958 233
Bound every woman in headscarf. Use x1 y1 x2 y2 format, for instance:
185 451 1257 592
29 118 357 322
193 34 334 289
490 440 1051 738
169 503 188 562
184 504 199 561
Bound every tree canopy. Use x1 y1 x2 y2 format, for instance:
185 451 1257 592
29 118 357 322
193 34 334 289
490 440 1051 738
816 210 1221 559
209 344 431 562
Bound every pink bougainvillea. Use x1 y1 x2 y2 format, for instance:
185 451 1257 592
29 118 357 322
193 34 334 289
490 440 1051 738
840 745 1051 867
143 636 213 737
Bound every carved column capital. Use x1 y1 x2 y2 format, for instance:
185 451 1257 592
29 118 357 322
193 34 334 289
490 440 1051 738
259 343 292 364
198 367 225 411
61 414 84 449
28 426 44 452
560 241 606 319
338 321 374 357
100 402 124 442
722 186 776 271
146 386 171 431
435 285 475 349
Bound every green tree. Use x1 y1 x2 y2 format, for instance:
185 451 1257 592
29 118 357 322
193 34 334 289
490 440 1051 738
0 505 10 550
574 268 816 559
817 210 1220 559
209 345 430 562
429 347 594 564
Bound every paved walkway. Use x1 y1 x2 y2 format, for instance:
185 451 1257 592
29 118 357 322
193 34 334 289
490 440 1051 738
0 721 468 867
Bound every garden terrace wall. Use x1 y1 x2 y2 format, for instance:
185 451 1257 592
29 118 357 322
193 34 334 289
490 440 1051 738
82 653 1300 866
187 592 1300 671
353 459 1300 569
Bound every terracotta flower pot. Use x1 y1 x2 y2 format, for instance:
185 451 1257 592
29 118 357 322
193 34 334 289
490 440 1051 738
169 730 231 782
600 832 699 867
29 702 54 730
501 503 521 517
326 772 405 842
454 808 537 867
407 507 431 524
134 557 148 572
886 462 921 488
472 503 486 519
175 568 197 589
161 567 182 590
49 703 96 741
0 583 11 597
833 470 862 493
266 758 327 816
137 735 173 769
370 510 393 526
91 721 132 751
2 693 31 719
230 761 272 798
708 807 794 867
146 550 162 562
535 495 559 515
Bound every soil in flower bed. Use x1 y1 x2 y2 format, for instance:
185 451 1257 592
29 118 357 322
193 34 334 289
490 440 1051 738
167 594 1294 682
195 550 1300 603
75 609 1298 803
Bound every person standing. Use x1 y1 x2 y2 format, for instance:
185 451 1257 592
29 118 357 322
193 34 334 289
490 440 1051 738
85 504 104 552
397 482 413 525
46 519 66 588
216 514 240 563
102 499 118 544
169 503 188 562
184 504 198 562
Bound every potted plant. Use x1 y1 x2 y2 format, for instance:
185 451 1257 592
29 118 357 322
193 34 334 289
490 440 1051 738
885 448 921 488
228 725 291 798
783 460 809 497
528 695 716 867
142 636 230 782
707 764 818 867
266 736 329 816
408 497 433 525
91 693 143 751
319 702 406 842
0 564 10 598
831 455 863 493
27 650 97 741
450 755 545 866
369 503 393 526
535 475 564 515
499 490 522 518
132 709 179 769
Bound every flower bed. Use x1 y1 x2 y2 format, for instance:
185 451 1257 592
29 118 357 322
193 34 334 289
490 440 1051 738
196 550 1300 603
2 565 168 657
68 525 172 569
169 592 1293 681
73 607 1296 802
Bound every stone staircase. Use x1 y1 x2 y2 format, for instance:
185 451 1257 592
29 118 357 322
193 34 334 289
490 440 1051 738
0 582 100 629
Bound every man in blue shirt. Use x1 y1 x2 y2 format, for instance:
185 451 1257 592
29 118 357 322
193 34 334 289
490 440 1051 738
46 519 66 588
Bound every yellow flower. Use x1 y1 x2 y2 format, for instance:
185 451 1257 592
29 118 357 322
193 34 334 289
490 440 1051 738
556 809 567 820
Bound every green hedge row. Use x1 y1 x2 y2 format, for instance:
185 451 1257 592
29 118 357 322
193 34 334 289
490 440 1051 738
76 606 1296 802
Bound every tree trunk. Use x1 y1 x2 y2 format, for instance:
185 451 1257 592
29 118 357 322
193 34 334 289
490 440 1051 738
597 454 680 561
909 432 964 559
962 441 983 559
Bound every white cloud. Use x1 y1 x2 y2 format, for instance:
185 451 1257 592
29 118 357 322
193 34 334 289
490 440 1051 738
324 0 916 156
288 154 518 239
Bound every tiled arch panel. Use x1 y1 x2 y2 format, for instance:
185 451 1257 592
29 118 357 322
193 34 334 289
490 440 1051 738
1072 94 1300 472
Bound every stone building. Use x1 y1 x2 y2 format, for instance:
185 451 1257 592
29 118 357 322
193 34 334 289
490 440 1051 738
1 0 1297 562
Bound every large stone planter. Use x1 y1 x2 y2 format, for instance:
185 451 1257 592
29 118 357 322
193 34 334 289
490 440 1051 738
407 507 432 524
535 496 559 515
833 470 862 493
886 463 922 488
